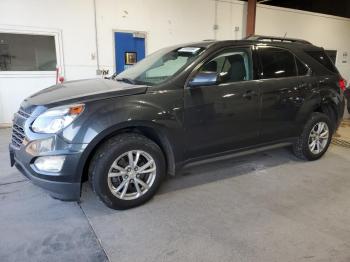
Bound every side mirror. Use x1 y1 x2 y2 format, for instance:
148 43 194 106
188 71 218 87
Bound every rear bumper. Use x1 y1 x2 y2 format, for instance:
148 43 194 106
337 95 346 127
345 89 350 112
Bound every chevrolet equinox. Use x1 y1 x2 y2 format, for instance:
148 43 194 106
9 36 345 209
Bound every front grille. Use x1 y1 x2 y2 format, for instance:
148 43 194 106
17 109 30 118
12 124 25 148
11 108 31 149
19 103 36 115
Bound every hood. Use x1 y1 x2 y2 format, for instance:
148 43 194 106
25 79 148 106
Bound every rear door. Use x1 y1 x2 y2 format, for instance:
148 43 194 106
257 46 304 141
184 46 260 159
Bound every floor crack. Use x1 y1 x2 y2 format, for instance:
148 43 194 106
78 202 111 262
0 179 27 186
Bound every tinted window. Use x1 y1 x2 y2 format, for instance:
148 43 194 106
260 48 297 79
296 58 309 76
0 33 57 71
306 50 338 73
199 49 252 83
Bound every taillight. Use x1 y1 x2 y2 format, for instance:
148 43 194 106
338 78 346 91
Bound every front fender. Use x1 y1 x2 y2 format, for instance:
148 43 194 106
60 90 183 142
58 90 184 180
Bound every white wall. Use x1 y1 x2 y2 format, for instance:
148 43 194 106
256 4 350 82
0 0 97 124
0 0 244 124
95 0 245 74
0 76 55 125
0 0 98 80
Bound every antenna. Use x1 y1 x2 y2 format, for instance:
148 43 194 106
283 32 287 41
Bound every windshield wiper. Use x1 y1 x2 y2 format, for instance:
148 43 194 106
115 77 136 85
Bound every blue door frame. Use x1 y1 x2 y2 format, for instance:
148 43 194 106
114 32 145 74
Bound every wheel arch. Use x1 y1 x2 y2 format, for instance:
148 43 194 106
313 92 341 128
314 101 338 124
78 122 176 186
295 89 341 135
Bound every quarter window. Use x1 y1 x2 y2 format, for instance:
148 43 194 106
199 48 252 84
306 50 338 73
259 48 297 79
0 33 57 71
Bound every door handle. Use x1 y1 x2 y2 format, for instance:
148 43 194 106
242 90 257 99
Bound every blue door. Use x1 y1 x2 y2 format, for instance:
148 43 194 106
114 32 145 74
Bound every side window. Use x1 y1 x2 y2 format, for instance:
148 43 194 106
199 48 252 84
259 47 297 79
295 57 309 76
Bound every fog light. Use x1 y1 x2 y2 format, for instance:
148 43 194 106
34 156 66 172
27 137 54 154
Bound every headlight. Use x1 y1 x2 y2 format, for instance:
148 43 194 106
32 104 84 133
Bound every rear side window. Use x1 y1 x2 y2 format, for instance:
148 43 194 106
306 51 338 73
259 48 297 79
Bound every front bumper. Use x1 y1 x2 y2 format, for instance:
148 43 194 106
9 137 87 201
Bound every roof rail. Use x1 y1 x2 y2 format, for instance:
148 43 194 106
245 35 312 45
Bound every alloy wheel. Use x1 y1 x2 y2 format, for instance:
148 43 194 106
107 150 157 200
308 121 329 155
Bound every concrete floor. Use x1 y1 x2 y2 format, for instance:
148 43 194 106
1 112 350 262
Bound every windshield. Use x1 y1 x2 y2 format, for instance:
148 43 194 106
115 46 205 85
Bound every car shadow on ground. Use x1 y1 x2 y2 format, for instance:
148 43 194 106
157 147 298 195
80 146 299 216
82 146 298 202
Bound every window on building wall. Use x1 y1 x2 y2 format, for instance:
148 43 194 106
0 33 57 71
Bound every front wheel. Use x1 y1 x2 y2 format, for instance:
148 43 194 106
293 112 333 161
89 133 166 210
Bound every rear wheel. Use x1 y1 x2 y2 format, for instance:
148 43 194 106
89 133 165 210
293 112 333 161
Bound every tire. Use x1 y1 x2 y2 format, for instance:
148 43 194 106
89 133 166 210
293 112 334 161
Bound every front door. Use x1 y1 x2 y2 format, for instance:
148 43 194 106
114 32 145 74
184 47 260 159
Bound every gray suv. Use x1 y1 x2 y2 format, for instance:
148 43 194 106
10 36 345 209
